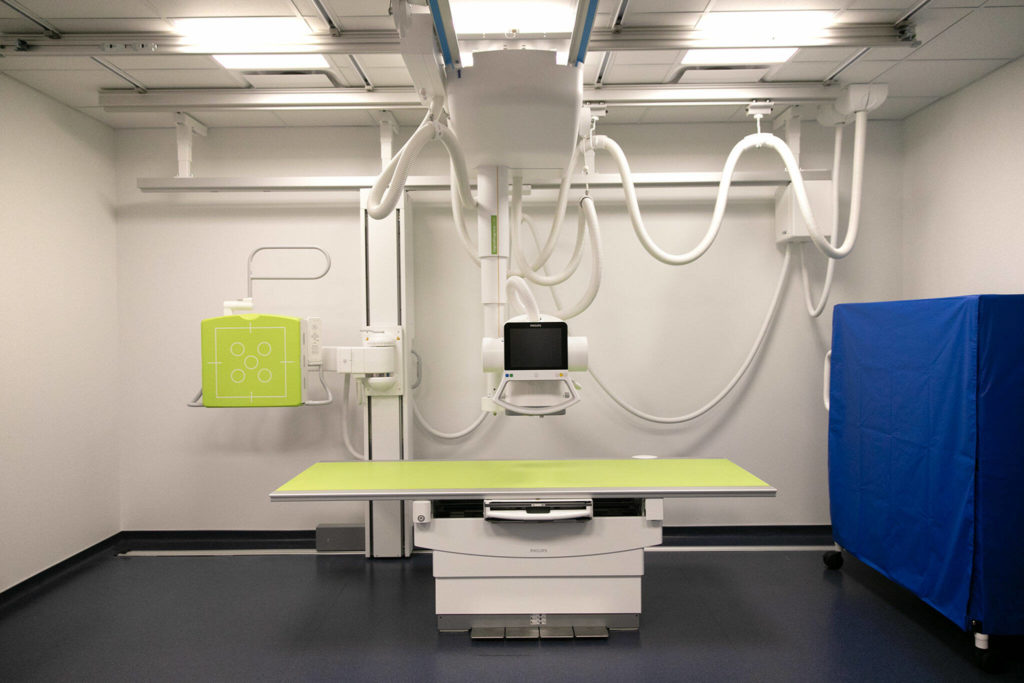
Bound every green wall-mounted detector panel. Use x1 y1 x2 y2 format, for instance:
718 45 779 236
201 314 303 407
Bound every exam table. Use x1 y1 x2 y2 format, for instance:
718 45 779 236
273 458 775 638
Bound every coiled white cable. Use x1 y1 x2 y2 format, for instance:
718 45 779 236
506 275 541 321
340 374 365 459
799 124 843 317
413 401 490 440
589 245 792 423
553 196 603 321
529 139 586 270
510 180 588 286
367 99 477 221
594 109 866 266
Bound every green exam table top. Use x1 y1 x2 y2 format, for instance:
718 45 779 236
271 458 776 501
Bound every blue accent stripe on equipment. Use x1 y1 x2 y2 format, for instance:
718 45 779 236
428 0 453 66
575 0 599 66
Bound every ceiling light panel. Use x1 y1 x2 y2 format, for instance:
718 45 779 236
696 11 836 45
173 17 312 50
449 0 577 35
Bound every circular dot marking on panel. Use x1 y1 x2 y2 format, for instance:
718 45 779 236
244 355 259 370
230 369 246 383
230 342 245 356
257 369 273 383
257 341 272 357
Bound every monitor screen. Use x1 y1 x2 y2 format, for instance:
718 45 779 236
504 322 568 371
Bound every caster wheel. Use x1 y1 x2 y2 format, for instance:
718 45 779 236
823 550 844 570
974 648 999 673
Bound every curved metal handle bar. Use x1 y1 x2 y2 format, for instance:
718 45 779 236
247 246 332 298
490 375 581 416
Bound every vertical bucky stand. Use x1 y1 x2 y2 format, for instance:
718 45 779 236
359 188 414 558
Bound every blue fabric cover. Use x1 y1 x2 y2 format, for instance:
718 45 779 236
829 295 1024 635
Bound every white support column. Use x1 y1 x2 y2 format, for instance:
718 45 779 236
359 188 414 558
174 112 207 178
477 166 510 397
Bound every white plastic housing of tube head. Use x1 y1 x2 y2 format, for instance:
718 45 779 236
482 337 503 373
567 336 588 373
446 50 583 173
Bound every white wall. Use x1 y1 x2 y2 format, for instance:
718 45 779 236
114 116 903 529
902 56 1024 298
0 75 120 592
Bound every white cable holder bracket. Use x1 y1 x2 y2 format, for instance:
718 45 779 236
746 100 774 134
174 112 207 178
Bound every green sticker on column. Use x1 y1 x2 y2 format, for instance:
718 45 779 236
491 215 498 255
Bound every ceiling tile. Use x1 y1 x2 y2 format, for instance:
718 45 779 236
835 59 898 82
710 0 845 8
325 0 393 16
910 7 1024 59
325 16 393 30
873 58 1008 96
792 47 859 62
361 67 413 87
78 107 176 129
928 0 985 6
765 62 835 81
104 55 219 70
0 18 38 32
123 69 245 88
867 95 939 119
833 9 907 23
613 50 682 65
146 1 298 17
0 56 100 71
243 73 335 88
583 51 605 82
602 64 673 84
680 67 770 83
25 18 174 31
624 0 708 11
354 54 407 68
5 69 129 106
621 12 703 28
272 110 378 127
14 1 159 18
847 0 920 8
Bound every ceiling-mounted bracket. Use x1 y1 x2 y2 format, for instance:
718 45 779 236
175 112 208 179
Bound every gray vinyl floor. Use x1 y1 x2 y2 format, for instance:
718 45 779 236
1 549 1021 682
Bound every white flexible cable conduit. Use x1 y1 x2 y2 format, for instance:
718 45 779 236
506 275 541 321
800 124 843 317
529 139 586 270
450 166 480 264
340 375 365 459
589 245 792 423
554 196 603 321
413 401 489 440
510 178 588 286
367 99 477 221
593 108 867 266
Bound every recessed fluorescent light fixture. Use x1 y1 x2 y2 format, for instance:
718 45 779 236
681 48 798 66
696 11 835 45
214 54 329 70
173 17 312 49
449 0 576 35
